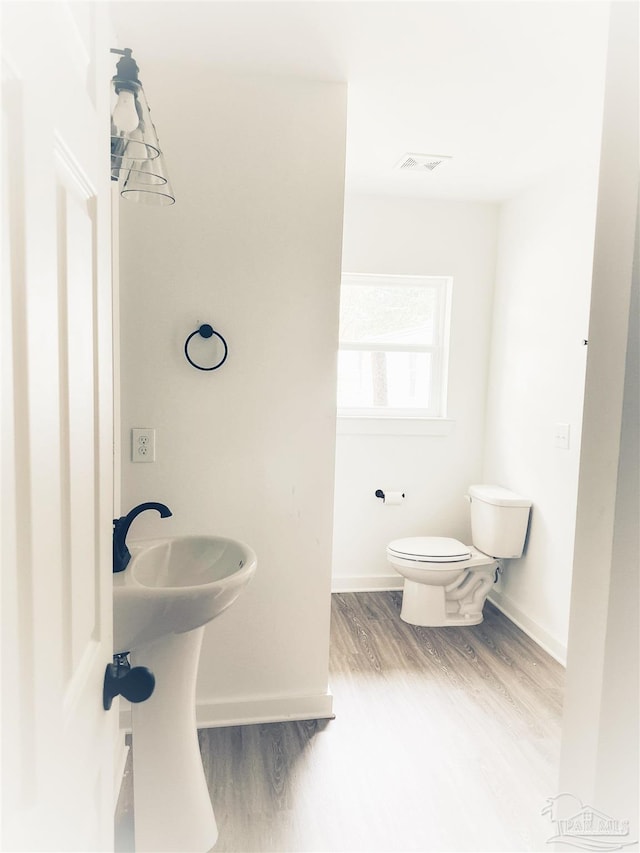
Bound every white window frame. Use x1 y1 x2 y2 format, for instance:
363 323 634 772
337 273 452 429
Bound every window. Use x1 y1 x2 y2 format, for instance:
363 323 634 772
337 273 451 419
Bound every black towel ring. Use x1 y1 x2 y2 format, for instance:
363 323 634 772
184 324 228 371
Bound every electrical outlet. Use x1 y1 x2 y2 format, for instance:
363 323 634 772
132 428 156 462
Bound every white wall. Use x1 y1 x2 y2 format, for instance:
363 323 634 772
333 195 499 589
560 0 638 830
119 68 347 724
482 163 603 662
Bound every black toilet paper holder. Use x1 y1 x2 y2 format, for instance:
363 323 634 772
375 489 405 501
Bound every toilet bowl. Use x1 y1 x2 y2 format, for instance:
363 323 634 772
387 485 531 627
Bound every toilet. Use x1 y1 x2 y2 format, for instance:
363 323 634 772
387 484 531 627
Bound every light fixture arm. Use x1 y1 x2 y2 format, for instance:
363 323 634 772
111 47 141 94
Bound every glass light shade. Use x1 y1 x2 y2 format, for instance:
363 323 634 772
118 153 176 206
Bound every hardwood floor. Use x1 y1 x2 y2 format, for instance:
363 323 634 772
116 593 564 852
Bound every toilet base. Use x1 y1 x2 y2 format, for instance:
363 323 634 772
400 574 492 627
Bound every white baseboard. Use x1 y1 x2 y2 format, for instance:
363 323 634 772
488 591 567 666
332 574 403 592
120 691 334 732
195 691 335 729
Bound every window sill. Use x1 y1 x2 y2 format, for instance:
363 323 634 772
336 417 455 436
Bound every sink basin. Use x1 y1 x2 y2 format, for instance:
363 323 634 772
113 535 257 653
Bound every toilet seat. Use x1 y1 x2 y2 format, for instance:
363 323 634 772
387 536 472 563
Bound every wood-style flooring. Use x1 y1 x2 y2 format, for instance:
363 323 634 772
116 593 564 852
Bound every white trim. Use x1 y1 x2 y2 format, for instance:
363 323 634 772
195 692 335 729
337 417 455 436
340 342 440 354
332 575 404 592
111 184 121 516
488 591 567 666
342 272 451 289
113 732 129 811
120 692 335 732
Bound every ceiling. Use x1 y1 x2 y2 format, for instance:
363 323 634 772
108 1 610 202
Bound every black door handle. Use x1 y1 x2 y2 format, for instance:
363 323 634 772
103 654 155 710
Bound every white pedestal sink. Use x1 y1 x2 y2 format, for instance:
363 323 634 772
113 535 257 853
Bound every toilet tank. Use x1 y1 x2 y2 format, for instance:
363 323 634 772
468 485 532 558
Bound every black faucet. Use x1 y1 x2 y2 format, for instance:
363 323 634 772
113 502 172 573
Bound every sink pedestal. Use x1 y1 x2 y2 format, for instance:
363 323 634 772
131 627 217 853
114 534 257 851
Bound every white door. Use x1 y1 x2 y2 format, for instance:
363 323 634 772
1 3 117 850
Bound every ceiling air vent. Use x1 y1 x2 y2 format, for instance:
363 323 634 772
396 153 452 172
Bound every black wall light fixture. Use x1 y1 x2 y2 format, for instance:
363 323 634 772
110 48 175 205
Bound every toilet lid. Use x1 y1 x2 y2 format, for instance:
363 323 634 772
388 536 471 562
